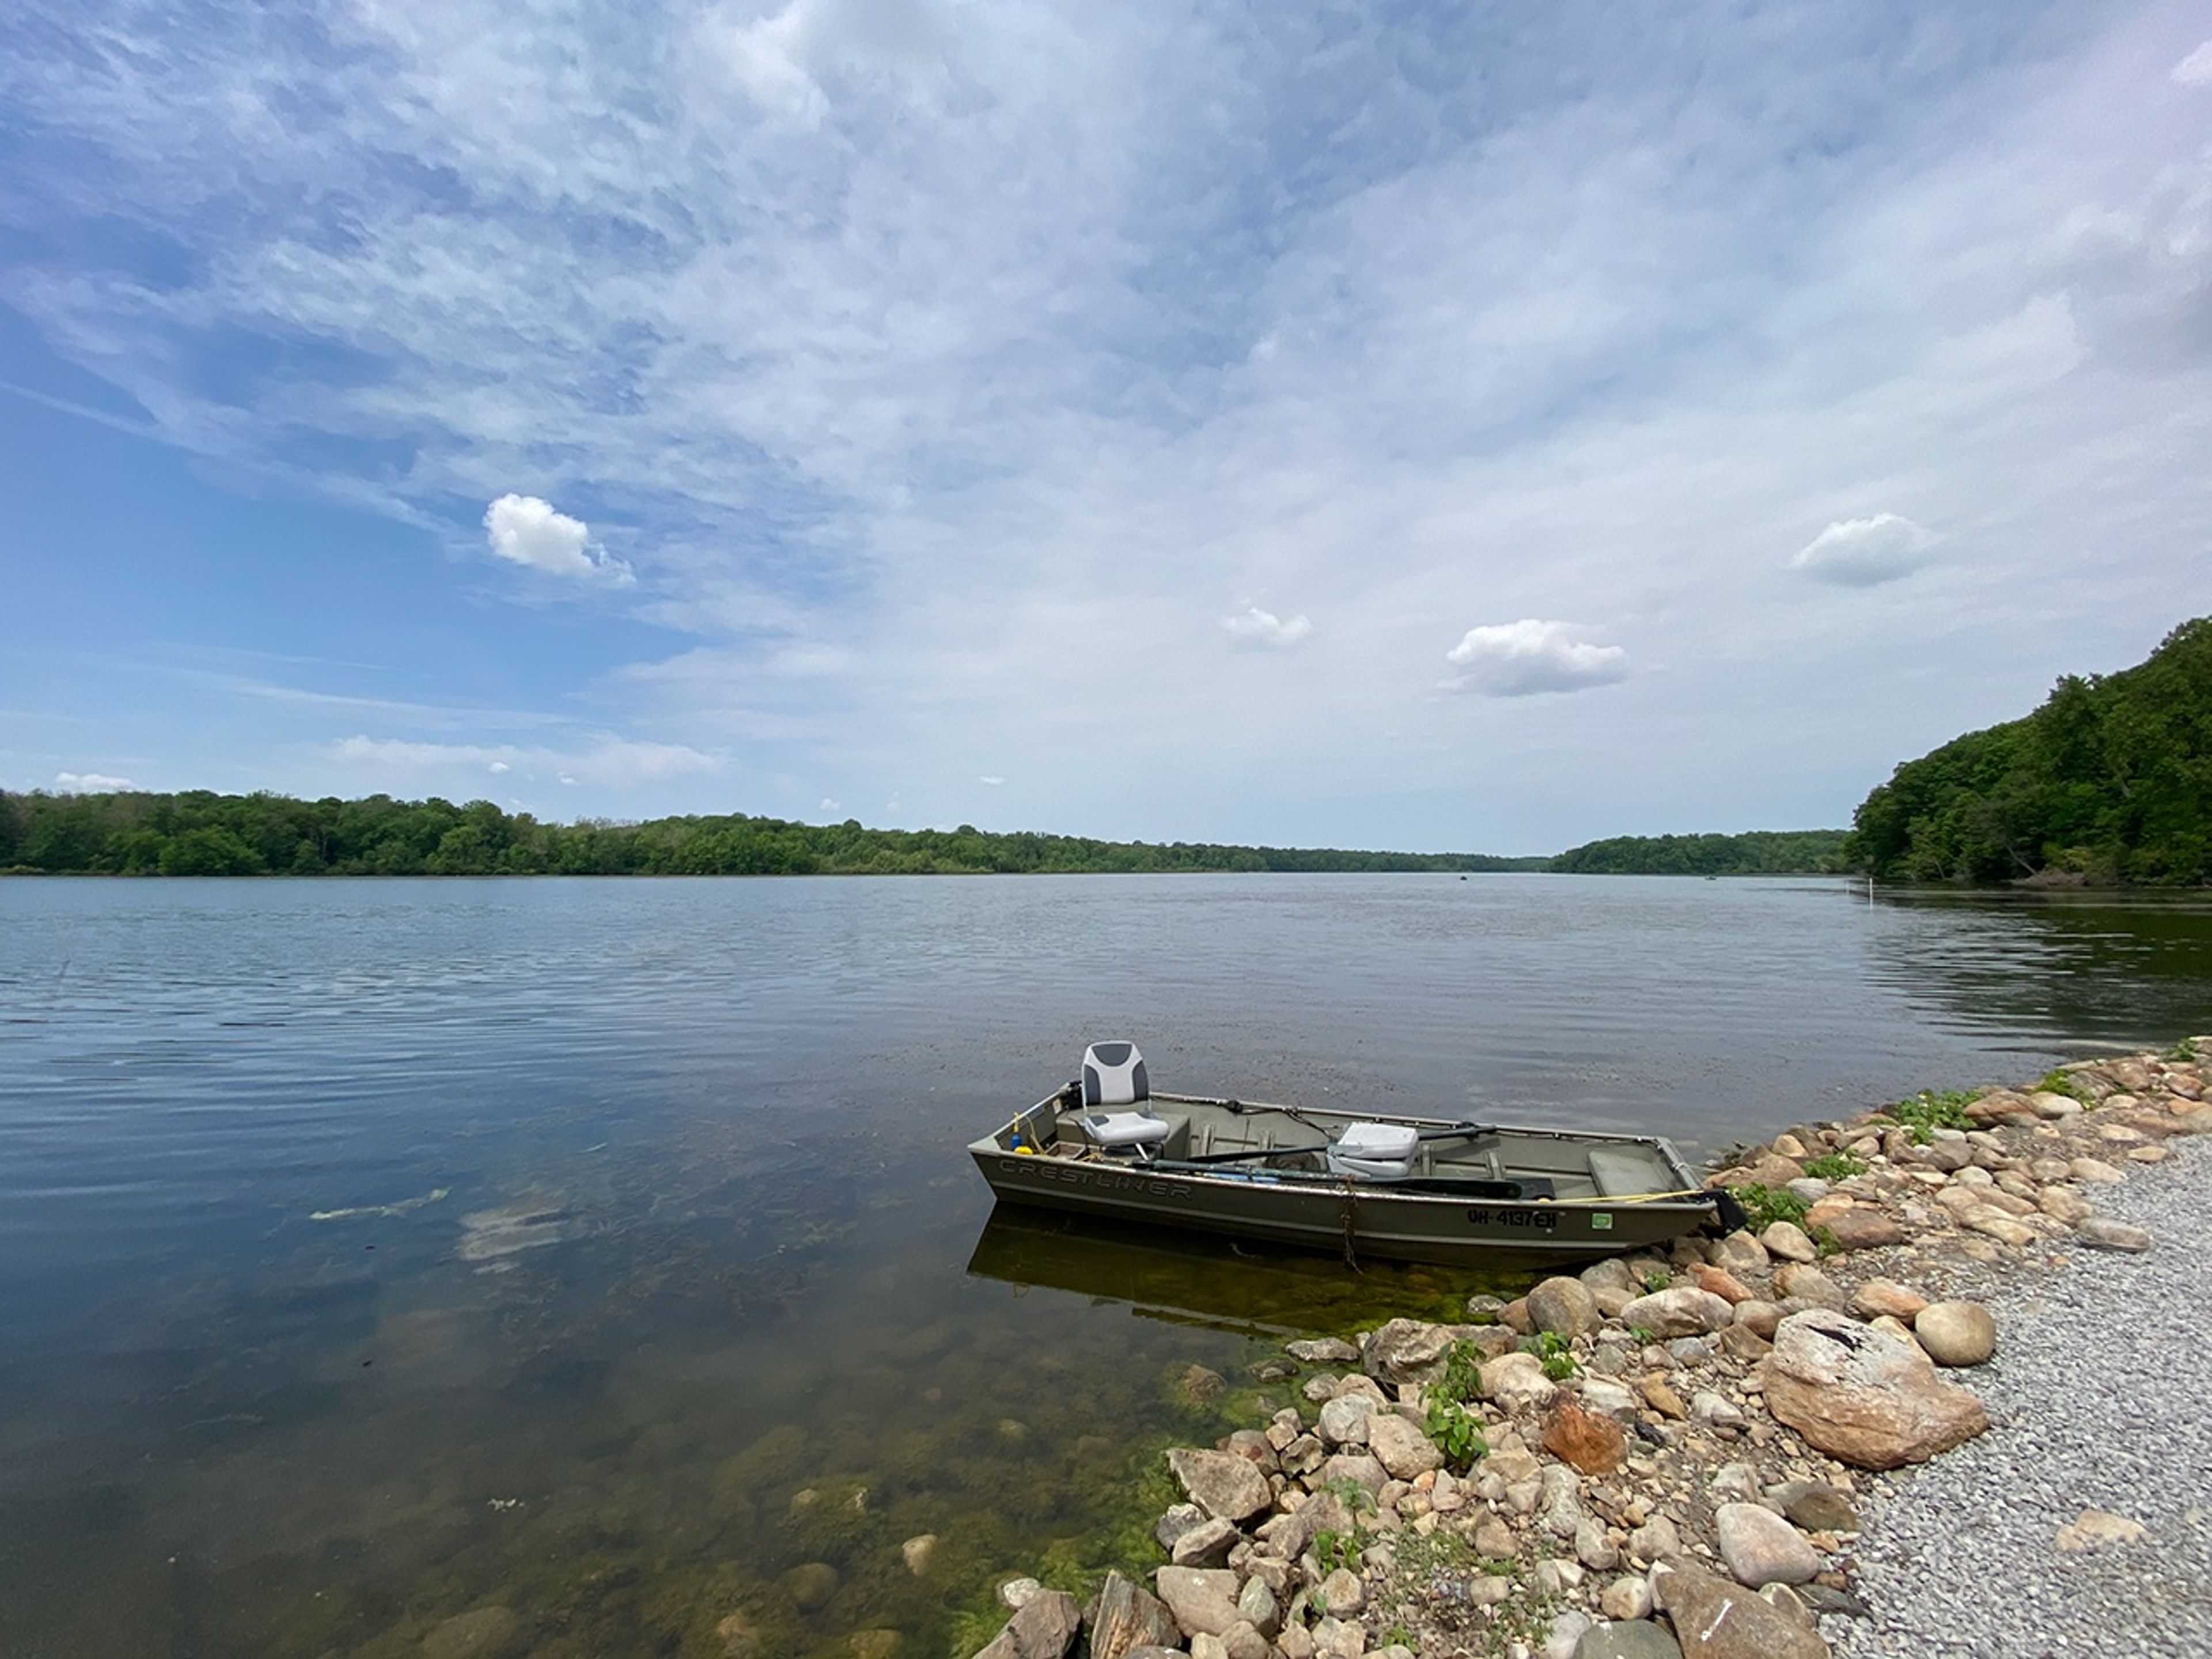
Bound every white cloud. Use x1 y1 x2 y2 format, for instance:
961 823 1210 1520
1787 513 1940 587
53 770 136 791
978 774 1004 785
2173 40 2212 86
1442 621 1628 698
328 736 719 790
482 494 632 584
1222 607 1315 647
819 797 842 813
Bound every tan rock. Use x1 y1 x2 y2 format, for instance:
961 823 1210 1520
974 1589 1080 1659
1759 1308 1988 1470
2055 1509 2148 1551
1734 1299 1784 1339
1480 1351 1560 1411
1618 1286 1735 1338
1640 1374 1688 1419
1959 1207 2036 1248
1849 1279 1928 1321
1820 1208 1907 1252
1913 1302 1997 1367
1528 1276 1602 1338
1715 1502 1820 1586
1089 1572 1180 1659
1691 1263 1755 1304
1774 1262 1846 1309
1366 1412 1444 1480
1759 1221 1819 1263
1165 1449 1272 1522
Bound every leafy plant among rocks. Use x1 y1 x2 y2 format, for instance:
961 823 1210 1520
1802 1150 1868 1180
1883 1088 1976 1142
1423 1339 1491 1471
1728 1181 1808 1231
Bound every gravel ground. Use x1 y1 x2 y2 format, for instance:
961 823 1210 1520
1827 1139 2212 1659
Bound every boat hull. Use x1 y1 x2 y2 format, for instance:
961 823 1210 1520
967 1137 1713 1268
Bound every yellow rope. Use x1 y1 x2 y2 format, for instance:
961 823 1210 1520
1538 1187 1714 1206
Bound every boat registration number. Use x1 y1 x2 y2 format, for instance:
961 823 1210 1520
1465 1207 1559 1230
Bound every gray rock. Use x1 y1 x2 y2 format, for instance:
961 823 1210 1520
1618 1286 1734 1338
1575 1620 1685 1659
1771 1480 1858 1533
1367 1412 1444 1479
1286 1338 1362 1365
1542 1609 1593 1659
1481 1351 1561 1410
1316 1392 1374 1446
1165 1448 1272 1522
1169 1516 1240 1568
1600 1577 1655 1621
1236 1574 1279 1637
1316 1566 1365 1616
1582 1257 1637 1294
782 1562 840 1613
1154 1503 1206 1551
1088 1572 1181 1659
1714 1502 1820 1587
1529 1275 1603 1338
2074 1217 2153 1251
974 1590 1081 1659
1655 1563 1827 1659
1316 1450 1388 1497
1153 1567 1241 1640
1361 1317 1457 1386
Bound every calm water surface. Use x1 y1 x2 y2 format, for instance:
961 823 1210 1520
3 874 2209 1658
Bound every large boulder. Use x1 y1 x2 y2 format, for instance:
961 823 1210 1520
1528 1277 1602 1338
1654 1563 1828 1659
973 1590 1081 1659
1165 1448 1272 1522
1759 1309 1988 1470
1088 1572 1181 1659
1817 1209 1906 1252
1617 1287 1733 1338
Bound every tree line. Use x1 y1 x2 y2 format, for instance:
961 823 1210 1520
1547 830 1851 876
1844 616 2211 885
0 789 1548 877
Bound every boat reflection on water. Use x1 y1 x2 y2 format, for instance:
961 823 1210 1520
964 1202 1537 1340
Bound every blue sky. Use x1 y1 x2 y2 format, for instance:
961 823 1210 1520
3 1 2209 853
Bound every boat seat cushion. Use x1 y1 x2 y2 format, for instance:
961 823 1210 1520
1327 1120 1421 1181
1588 1147 1662 1197
1081 1109 1171 1149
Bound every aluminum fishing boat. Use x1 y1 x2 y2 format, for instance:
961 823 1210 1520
968 1042 1738 1268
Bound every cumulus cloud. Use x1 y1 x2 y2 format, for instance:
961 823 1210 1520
1222 607 1315 647
1442 620 1627 697
819 797 842 813
53 770 136 791
2174 40 2212 85
978 774 1004 785
488 760 510 774
483 494 632 584
1787 513 1940 586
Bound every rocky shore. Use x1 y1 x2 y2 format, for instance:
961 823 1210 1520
961 1043 2212 1659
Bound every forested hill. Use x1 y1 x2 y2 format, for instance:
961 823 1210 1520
0 789 1547 877
1548 830 1850 875
1845 617 2212 885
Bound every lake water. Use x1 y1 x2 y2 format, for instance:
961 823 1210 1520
3 874 2209 1658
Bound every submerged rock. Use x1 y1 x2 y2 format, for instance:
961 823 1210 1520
421 1605 522 1659
1165 1448 1271 1522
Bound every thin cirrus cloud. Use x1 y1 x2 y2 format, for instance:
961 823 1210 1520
2 5 2209 847
482 495 634 585
327 736 719 790
1222 607 1315 647
1442 621 1628 698
1787 514 1941 588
